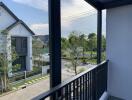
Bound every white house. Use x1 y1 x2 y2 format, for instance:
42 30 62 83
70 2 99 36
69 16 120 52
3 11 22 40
0 2 34 74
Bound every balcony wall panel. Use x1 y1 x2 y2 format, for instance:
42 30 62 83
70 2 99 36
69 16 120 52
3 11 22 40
106 4 132 99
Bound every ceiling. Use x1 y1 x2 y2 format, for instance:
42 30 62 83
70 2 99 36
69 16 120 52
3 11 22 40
85 0 132 10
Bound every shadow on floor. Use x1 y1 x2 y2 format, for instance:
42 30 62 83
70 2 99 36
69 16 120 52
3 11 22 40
108 96 125 100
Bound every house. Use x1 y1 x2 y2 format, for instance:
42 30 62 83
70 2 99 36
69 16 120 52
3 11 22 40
0 2 34 74
34 35 49 47
33 0 132 100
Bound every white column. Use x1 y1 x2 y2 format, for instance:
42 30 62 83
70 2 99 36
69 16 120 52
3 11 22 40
6 35 12 76
26 36 33 71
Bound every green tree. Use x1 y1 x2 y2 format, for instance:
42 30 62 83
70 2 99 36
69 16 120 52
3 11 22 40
88 33 97 59
79 34 87 64
32 37 45 67
61 37 69 57
0 35 20 92
102 35 106 52
67 31 82 75
102 35 106 61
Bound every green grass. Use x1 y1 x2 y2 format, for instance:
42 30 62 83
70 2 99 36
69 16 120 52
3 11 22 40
43 48 49 53
11 75 49 90
87 59 97 64
85 51 97 55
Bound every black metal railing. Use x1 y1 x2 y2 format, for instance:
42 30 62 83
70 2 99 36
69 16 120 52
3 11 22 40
32 61 108 100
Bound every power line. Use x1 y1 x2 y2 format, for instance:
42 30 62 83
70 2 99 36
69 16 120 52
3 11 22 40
62 12 97 22
62 9 97 20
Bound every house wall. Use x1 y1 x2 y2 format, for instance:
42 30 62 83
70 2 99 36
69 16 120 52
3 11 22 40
6 35 12 76
0 35 7 53
0 5 15 54
106 5 132 99
9 24 33 71
0 6 16 30
0 5 15 76
27 36 32 71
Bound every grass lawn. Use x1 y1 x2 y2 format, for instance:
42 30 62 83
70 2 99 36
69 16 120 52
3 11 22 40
11 74 49 90
85 51 97 55
87 59 97 64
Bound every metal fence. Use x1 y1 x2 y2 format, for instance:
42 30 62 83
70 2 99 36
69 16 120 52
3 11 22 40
33 61 108 100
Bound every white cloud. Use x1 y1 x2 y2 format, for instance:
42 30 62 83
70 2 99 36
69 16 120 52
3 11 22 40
12 0 95 19
12 0 48 11
30 22 72 35
30 23 49 35
13 0 99 36
61 0 96 29
31 23 48 30
61 0 95 19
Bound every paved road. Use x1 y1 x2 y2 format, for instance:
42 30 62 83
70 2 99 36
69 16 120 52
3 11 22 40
0 78 50 100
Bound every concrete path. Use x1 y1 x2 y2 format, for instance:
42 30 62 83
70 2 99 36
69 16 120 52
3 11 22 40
0 78 50 100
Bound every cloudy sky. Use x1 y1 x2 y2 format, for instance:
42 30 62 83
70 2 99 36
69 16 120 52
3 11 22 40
1 0 106 37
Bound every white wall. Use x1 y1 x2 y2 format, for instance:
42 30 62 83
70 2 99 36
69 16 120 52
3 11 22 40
0 34 7 53
0 5 16 54
9 24 32 37
6 35 12 76
107 5 132 99
27 36 33 71
0 6 16 30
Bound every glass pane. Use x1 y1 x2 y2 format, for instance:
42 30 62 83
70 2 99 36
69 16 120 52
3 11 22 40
101 10 106 61
61 0 97 81
0 0 49 99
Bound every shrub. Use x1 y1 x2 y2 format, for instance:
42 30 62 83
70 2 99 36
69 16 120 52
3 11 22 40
9 67 42 82
34 60 49 66
78 68 86 74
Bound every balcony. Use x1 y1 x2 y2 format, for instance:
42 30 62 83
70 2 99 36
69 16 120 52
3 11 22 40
31 0 132 100
33 61 108 100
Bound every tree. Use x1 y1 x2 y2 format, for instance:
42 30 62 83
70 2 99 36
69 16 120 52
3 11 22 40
101 35 106 61
79 34 87 64
0 34 20 92
102 35 106 52
88 33 97 59
32 37 45 67
61 37 69 57
67 31 82 75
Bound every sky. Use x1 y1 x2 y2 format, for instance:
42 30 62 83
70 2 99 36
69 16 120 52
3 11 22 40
0 0 106 37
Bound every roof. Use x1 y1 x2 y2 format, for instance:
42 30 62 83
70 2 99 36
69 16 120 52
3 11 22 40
0 2 35 35
85 0 132 10
0 2 19 20
34 35 49 44
3 20 35 35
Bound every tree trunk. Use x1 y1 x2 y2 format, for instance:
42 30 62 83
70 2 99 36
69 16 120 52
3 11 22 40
83 48 85 64
3 72 7 92
1 77 4 93
74 64 77 75
3 65 8 92
90 50 93 59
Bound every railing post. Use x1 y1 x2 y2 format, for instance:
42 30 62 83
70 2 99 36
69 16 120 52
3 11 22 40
105 61 108 91
48 0 61 99
92 69 97 100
